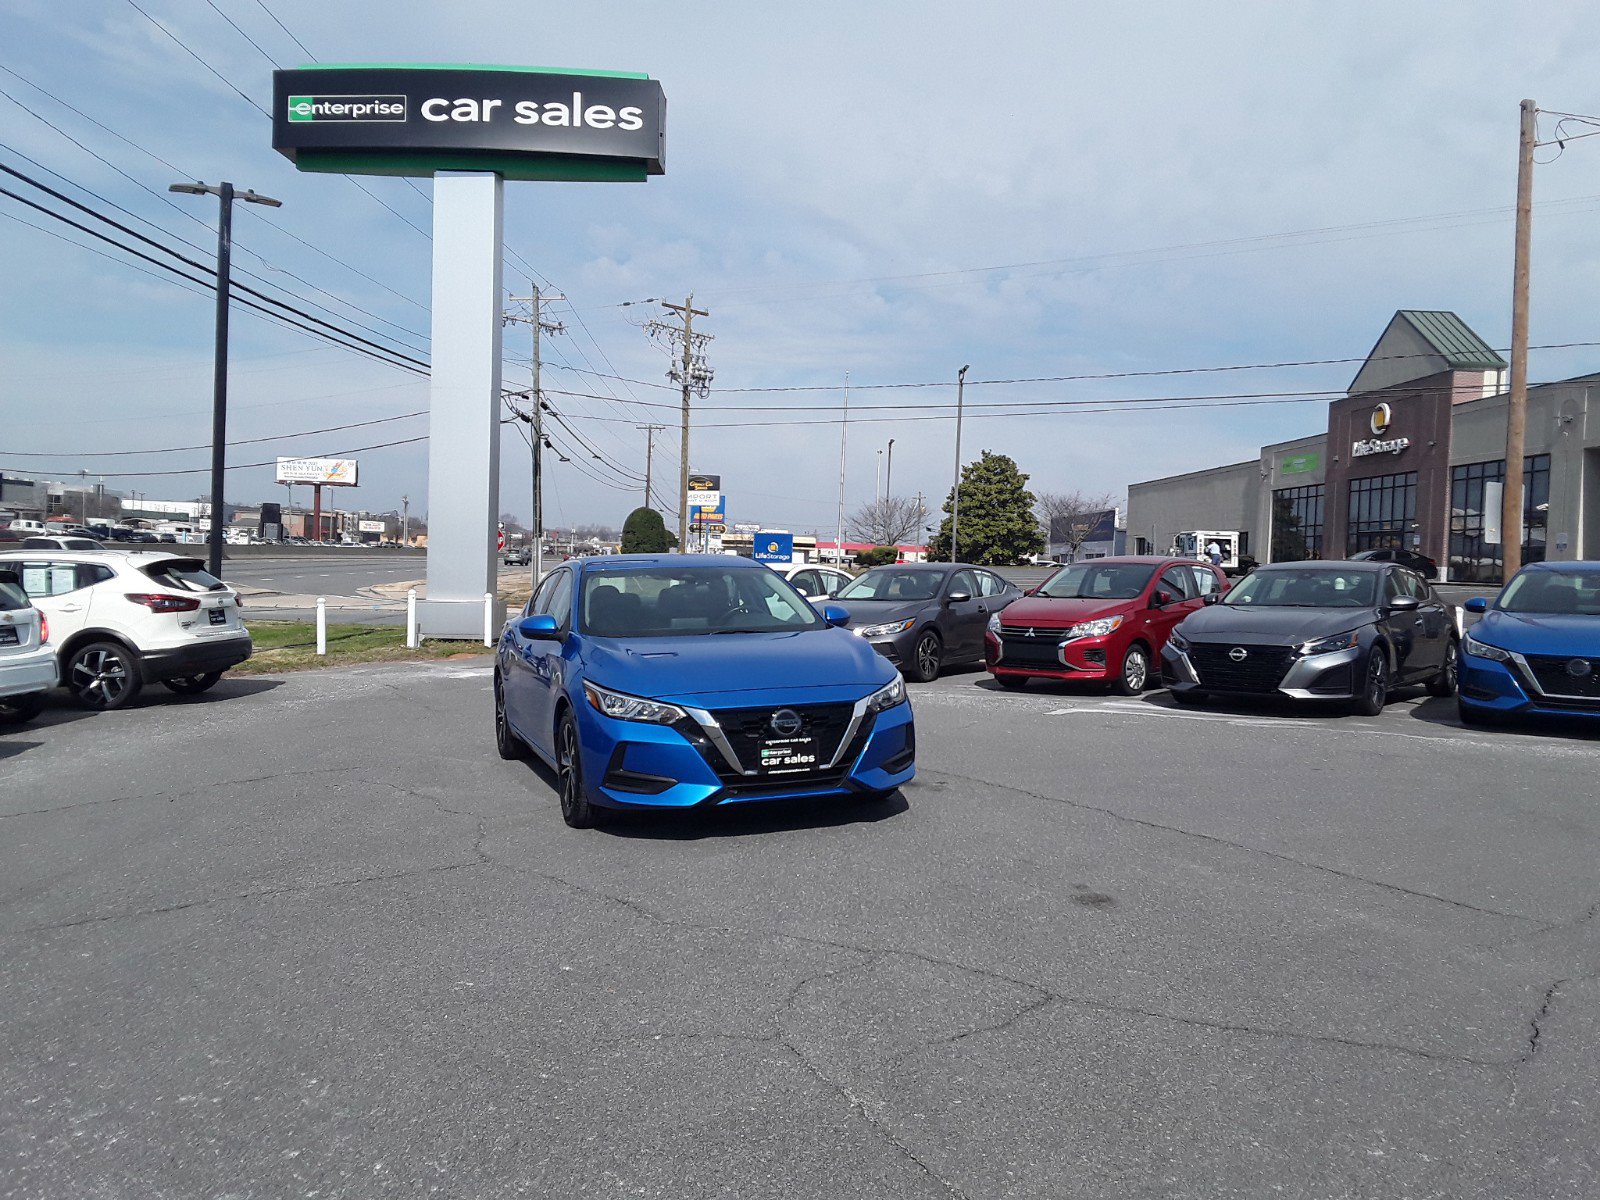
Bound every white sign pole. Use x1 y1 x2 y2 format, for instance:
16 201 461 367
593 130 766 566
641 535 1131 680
418 172 506 639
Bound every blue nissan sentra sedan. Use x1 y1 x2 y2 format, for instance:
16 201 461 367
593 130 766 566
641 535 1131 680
1458 561 1600 726
494 555 915 827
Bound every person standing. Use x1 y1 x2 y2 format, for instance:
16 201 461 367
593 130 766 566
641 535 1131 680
1206 539 1224 567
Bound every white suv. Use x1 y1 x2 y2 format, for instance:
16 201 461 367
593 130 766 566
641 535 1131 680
0 567 55 723
0 550 252 710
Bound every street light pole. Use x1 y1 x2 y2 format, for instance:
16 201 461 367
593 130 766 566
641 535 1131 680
951 364 970 562
169 180 281 579
1502 98 1537 581
885 438 895 498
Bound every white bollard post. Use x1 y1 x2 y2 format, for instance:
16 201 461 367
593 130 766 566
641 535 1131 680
406 588 418 648
316 597 327 655
483 591 494 647
1455 605 1466 637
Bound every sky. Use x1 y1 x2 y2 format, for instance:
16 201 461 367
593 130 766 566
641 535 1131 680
5 1 1600 539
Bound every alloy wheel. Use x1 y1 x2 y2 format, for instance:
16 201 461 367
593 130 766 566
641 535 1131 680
914 634 941 682
557 720 579 816
71 648 130 709
1123 648 1149 691
1367 653 1387 708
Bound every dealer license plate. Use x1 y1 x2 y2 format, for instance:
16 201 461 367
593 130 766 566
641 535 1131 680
758 735 818 775
0 626 18 646
208 608 226 626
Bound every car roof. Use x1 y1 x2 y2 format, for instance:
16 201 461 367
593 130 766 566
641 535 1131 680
573 553 760 571
0 548 204 565
1523 560 1600 571
1053 556 1197 566
1252 559 1386 573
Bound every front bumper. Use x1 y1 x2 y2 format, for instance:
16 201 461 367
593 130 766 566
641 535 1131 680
1161 642 1363 700
577 694 916 810
985 630 1117 681
0 646 58 699
138 633 253 683
1459 653 1600 718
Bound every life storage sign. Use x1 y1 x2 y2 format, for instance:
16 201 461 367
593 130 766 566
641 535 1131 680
272 65 666 181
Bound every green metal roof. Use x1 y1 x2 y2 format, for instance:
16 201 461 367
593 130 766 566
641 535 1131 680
1396 310 1506 370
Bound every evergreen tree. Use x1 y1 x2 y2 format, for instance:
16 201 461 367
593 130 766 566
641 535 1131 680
620 507 677 554
926 451 1043 565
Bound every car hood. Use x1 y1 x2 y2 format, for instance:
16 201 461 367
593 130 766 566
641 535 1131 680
999 596 1134 628
1177 604 1376 645
1474 610 1600 656
829 598 930 625
580 627 895 705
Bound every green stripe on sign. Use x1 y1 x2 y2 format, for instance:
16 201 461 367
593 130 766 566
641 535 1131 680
291 149 649 183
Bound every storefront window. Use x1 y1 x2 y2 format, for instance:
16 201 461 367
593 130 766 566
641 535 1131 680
1271 485 1324 562
1449 455 1550 584
1346 471 1418 555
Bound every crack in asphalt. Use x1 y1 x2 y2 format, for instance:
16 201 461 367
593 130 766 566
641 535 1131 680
0 766 363 822
922 766 1544 925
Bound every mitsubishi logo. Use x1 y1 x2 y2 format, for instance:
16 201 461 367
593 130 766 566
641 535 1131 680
768 708 804 736
1228 647 1249 662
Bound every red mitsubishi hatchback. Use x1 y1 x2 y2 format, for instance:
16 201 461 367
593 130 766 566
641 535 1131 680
985 557 1229 692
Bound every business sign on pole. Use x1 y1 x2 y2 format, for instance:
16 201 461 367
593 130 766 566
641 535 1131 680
358 519 386 533
275 457 359 486
753 532 794 564
691 496 727 525
272 65 666 181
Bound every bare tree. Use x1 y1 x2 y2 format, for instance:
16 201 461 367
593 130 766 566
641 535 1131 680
849 495 929 546
1034 491 1119 561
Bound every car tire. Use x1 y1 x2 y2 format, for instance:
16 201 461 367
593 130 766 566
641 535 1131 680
1426 639 1460 698
66 641 143 711
1457 698 1501 727
995 675 1029 690
905 630 942 683
1170 689 1208 707
1351 646 1389 717
1113 644 1151 695
0 692 46 724
162 672 223 695
494 671 525 761
555 708 595 828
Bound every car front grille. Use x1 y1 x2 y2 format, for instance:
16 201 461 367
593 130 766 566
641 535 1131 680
700 702 870 785
1188 643 1294 693
997 628 1066 668
1523 654 1600 701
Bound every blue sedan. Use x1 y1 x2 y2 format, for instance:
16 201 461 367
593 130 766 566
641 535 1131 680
1458 561 1600 725
493 555 916 827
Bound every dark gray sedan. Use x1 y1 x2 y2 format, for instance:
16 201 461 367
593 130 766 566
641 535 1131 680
833 563 1023 681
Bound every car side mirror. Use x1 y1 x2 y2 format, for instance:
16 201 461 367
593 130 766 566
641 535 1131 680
945 591 972 604
1202 591 1222 605
1152 590 1174 608
822 604 850 627
1464 596 1489 614
516 614 561 638
1388 595 1421 613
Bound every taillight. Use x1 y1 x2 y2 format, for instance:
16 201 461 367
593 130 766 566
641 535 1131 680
124 593 201 613
38 612 48 644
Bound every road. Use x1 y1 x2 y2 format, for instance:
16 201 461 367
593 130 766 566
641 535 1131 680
3 658 1596 1198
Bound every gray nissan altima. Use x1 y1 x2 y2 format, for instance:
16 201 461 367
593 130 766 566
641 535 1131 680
832 563 1023 682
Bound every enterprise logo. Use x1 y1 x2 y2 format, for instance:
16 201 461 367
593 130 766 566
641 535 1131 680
287 95 407 123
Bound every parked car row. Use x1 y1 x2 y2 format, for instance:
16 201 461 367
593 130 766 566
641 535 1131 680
0 549 253 725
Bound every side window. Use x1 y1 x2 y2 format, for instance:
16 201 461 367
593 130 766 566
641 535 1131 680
524 572 557 618
1187 566 1222 596
1400 570 1429 600
79 564 114 588
18 560 83 598
977 572 1007 597
950 570 979 598
1383 571 1405 603
791 570 819 595
541 571 574 629
1158 568 1194 601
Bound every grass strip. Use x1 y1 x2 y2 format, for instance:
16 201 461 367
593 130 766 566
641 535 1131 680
236 620 491 674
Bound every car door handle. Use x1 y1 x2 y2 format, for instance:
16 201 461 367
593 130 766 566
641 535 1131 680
977 604 988 613
56 603 83 613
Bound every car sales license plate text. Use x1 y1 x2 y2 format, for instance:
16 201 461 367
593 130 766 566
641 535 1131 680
759 735 817 774
208 608 226 625
0 626 18 645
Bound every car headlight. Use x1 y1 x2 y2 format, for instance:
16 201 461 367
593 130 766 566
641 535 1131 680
1066 615 1123 639
1298 630 1360 656
856 618 916 638
582 681 686 724
986 613 1002 636
1168 627 1190 651
1462 634 1513 663
865 675 907 712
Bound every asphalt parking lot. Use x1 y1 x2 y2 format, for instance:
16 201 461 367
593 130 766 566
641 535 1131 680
4 661 1599 1199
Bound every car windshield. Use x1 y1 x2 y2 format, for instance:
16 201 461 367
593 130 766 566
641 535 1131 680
1037 562 1155 600
837 568 943 601
1497 568 1600 615
1224 568 1377 608
580 566 823 637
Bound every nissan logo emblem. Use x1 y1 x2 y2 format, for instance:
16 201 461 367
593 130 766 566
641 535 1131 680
769 708 804 736
1567 658 1593 679
1228 647 1249 662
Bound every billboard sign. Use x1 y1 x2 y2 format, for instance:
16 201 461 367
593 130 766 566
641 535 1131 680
276 457 359 486
358 519 386 533
272 65 667 182
691 495 726 525
753 532 794 564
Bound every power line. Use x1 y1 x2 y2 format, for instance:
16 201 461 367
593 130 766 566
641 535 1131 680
0 432 429 480
1 411 427 458
124 0 272 118
251 0 317 61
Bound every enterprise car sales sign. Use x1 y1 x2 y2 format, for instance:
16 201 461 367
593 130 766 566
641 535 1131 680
272 64 665 181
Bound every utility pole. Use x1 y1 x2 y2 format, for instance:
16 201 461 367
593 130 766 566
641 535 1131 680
1503 98 1537 581
635 424 667 507
951 364 970 562
885 438 895 498
505 281 564 588
401 494 410 546
168 180 281 578
835 372 851 567
645 297 712 552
